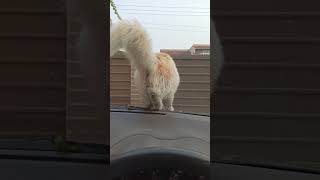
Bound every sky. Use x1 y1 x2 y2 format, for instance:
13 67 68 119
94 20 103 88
110 0 210 52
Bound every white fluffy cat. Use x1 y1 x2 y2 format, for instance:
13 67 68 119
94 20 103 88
110 19 180 111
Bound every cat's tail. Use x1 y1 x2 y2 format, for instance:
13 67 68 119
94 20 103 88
110 20 124 57
110 19 156 72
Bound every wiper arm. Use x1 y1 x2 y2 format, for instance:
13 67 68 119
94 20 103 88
110 105 148 110
110 105 210 116
213 157 320 175
174 111 210 117
111 105 165 114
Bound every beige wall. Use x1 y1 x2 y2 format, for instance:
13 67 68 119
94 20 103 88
110 52 132 105
111 53 210 114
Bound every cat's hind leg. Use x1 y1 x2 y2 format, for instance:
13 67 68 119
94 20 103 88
162 93 175 112
146 87 163 111
134 70 151 109
142 89 152 109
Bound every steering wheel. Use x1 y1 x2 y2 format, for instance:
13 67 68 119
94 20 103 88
110 148 210 179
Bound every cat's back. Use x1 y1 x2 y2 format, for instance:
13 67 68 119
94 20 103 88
154 52 179 81
155 52 176 68
155 52 174 64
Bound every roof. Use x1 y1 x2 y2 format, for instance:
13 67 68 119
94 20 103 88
160 49 190 55
159 44 210 56
190 44 210 49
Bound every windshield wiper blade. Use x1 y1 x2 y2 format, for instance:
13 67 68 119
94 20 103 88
174 111 210 117
110 105 210 116
213 158 320 175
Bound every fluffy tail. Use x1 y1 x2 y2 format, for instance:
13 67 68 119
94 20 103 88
110 19 156 72
110 20 123 57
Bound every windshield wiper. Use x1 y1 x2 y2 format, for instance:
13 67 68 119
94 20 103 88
213 157 320 175
110 105 210 116
111 105 165 114
173 111 210 117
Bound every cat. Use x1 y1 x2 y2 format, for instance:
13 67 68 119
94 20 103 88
110 19 180 111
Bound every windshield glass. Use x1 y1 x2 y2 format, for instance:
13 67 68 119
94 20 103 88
110 0 210 116
212 1 320 172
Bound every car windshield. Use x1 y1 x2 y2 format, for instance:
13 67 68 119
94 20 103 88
212 1 320 172
110 1 211 117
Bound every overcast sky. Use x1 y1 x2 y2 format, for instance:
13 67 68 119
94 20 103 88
110 0 210 52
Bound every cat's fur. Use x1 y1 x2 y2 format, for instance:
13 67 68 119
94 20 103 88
110 19 180 111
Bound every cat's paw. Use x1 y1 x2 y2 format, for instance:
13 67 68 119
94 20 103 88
149 105 163 111
163 106 174 112
148 105 158 111
166 106 174 112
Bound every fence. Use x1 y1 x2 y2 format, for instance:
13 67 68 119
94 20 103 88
110 52 210 114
